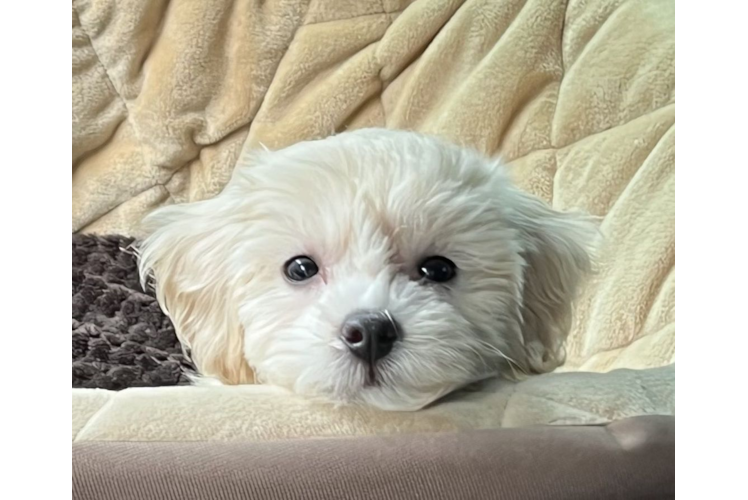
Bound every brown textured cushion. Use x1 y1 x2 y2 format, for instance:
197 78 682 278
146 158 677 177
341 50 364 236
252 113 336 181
72 415 674 500
72 234 196 390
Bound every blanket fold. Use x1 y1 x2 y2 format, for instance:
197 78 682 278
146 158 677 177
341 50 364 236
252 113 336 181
73 365 673 442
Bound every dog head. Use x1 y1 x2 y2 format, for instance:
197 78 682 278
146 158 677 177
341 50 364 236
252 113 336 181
138 129 595 410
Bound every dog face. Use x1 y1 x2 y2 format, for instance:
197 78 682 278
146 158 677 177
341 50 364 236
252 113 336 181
138 129 595 410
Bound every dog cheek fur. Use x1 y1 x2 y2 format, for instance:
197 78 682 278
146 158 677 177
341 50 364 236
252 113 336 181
137 197 260 386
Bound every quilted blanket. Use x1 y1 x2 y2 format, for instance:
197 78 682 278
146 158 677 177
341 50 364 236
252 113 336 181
72 0 674 434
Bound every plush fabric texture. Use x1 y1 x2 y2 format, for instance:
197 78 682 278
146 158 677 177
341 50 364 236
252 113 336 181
72 234 195 389
72 416 675 500
72 0 675 374
72 364 673 441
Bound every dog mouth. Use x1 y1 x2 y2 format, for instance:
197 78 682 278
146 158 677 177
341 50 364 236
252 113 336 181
364 364 380 387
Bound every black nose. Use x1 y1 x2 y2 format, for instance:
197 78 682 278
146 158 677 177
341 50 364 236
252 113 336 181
341 310 399 363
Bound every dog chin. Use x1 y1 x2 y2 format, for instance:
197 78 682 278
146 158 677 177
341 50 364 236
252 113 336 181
356 378 492 411
294 360 497 411
189 369 468 411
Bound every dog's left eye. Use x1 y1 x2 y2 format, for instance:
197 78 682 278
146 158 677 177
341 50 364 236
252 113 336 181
284 256 319 282
418 256 457 283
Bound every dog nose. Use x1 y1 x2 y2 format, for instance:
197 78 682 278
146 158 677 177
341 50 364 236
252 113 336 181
341 310 399 363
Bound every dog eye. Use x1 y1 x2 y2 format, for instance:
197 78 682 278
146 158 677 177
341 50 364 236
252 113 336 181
418 256 457 283
284 256 319 282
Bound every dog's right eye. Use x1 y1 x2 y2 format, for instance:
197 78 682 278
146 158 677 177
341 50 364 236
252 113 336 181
284 256 319 282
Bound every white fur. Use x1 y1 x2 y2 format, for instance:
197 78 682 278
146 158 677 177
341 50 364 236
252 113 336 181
137 129 596 411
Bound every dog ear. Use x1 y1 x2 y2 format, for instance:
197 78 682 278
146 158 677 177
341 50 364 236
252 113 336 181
137 197 255 385
504 186 598 374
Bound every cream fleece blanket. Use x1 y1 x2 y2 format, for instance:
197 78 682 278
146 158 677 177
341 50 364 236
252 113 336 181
73 365 673 442
72 0 674 437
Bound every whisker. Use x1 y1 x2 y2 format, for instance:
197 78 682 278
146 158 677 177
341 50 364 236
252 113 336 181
473 338 527 378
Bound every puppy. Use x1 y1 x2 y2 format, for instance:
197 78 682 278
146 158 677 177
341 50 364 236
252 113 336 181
138 129 595 411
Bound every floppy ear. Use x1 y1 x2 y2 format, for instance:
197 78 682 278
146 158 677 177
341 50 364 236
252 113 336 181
137 198 255 385
505 187 597 374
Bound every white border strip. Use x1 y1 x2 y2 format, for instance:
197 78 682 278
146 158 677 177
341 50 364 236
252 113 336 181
673 88 748 363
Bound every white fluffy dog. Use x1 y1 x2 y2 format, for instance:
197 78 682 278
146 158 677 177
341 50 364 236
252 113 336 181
138 129 595 411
